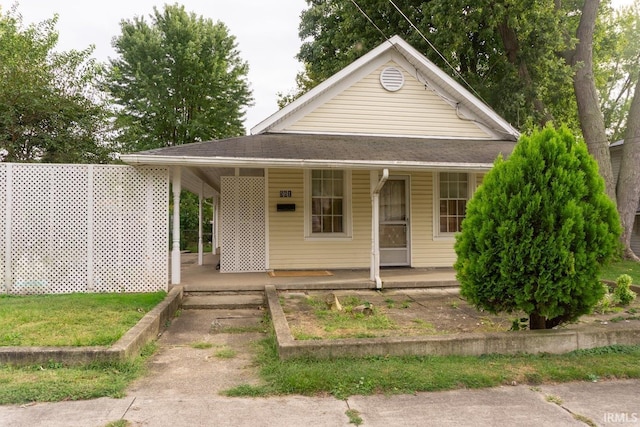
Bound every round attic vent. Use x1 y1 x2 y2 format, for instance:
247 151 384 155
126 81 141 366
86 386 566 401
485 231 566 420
380 66 405 92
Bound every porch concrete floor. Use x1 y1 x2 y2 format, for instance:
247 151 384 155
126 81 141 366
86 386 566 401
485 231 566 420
176 253 458 292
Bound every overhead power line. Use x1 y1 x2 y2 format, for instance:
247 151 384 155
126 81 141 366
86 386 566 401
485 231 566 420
349 0 390 43
387 0 486 102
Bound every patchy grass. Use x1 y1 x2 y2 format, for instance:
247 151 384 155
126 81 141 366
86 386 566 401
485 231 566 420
214 347 237 359
190 341 213 349
545 394 563 405
0 343 157 405
294 295 396 339
225 332 640 399
346 409 363 425
0 292 166 347
600 260 640 285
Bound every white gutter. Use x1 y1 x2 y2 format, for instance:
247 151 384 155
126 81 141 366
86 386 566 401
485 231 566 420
371 169 389 289
120 154 496 172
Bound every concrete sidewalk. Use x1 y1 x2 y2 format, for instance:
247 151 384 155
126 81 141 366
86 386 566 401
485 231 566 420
2 380 638 426
1 309 638 427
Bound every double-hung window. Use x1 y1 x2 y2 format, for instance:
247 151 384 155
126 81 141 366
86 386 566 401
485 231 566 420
436 172 473 236
305 169 351 238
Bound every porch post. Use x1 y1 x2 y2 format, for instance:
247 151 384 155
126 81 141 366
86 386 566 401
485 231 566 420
197 181 203 266
171 167 181 285
370 171 377 282
370 169 389 288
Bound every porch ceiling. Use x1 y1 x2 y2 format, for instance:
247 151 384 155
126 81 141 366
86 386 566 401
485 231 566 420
180 166 229 197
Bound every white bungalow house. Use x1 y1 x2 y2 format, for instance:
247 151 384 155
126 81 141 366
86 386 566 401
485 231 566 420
121 35 519 287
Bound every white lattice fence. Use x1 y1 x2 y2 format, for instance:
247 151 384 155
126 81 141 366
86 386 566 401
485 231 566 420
0 164 169 294
0 164 6 294
220 176 266 272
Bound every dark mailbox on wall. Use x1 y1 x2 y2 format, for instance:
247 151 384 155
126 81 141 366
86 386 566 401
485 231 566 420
276 203 296 212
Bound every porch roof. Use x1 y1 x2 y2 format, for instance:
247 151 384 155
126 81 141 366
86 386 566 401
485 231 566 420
121 133 515 171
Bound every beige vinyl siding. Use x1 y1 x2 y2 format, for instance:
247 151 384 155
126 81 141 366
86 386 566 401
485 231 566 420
268 169 371 269
286 62 491 138
410 172 457 267
268 169 484 270
409 171 483 268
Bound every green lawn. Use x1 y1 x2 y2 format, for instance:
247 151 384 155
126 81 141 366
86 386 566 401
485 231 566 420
0 292 166 404
226 336 640 400
0 292 166 346
0 343 156 405
600 260 640 285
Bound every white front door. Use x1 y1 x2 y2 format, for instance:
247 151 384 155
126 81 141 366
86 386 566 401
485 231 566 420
379 177 410 266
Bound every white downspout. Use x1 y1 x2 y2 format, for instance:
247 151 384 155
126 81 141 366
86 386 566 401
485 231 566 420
371 169 389 289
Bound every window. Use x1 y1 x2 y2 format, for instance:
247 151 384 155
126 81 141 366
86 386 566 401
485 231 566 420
437 172 471 235
305 170 351 238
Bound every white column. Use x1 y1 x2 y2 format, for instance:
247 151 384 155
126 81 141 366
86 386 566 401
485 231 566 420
370 169 388 288
197 182 203 266
370 171 377 282
171 167 181 285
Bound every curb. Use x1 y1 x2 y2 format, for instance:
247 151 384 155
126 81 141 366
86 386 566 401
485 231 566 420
0 286 183 366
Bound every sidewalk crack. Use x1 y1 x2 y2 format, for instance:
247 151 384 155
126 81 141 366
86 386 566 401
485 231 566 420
121 396 137 420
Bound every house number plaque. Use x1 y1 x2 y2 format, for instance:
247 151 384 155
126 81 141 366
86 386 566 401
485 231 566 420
280 190 292 198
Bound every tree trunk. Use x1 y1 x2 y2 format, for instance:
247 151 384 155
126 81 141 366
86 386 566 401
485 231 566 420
529 312 547 330
572 0 617 203
497 21 554 126
616 71 640 260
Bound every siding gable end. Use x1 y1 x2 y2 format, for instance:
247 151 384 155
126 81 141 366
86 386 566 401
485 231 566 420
284 59 493 138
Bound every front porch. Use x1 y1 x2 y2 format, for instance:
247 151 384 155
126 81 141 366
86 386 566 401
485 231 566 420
177 253 458 292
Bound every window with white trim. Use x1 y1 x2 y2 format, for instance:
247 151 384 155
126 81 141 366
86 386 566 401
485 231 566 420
436 172 472 235
305 169 351 238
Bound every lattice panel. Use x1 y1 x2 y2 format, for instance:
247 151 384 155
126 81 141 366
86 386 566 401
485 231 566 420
10 164 82 294
0 164 6 294
122 167 168 292
1 164 168 295
220 176 266 272
93 166 169 293
93 166 124 292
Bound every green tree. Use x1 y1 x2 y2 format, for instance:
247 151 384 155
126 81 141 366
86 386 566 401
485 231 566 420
107 3 253 151
597 2 640 142
454 126 621 329
0 6 112 163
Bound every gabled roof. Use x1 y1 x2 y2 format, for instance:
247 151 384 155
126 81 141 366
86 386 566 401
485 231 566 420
251 35 519 141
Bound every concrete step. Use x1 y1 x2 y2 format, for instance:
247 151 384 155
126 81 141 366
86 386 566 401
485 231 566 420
181 294 265 309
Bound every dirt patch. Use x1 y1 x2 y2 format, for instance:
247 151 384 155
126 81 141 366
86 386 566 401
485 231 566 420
279 288 640 340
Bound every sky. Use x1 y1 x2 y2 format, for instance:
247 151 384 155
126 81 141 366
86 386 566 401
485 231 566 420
9 0 307 133
7 0 635 134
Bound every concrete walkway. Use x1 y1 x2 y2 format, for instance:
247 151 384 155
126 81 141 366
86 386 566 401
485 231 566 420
1 308 638 427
